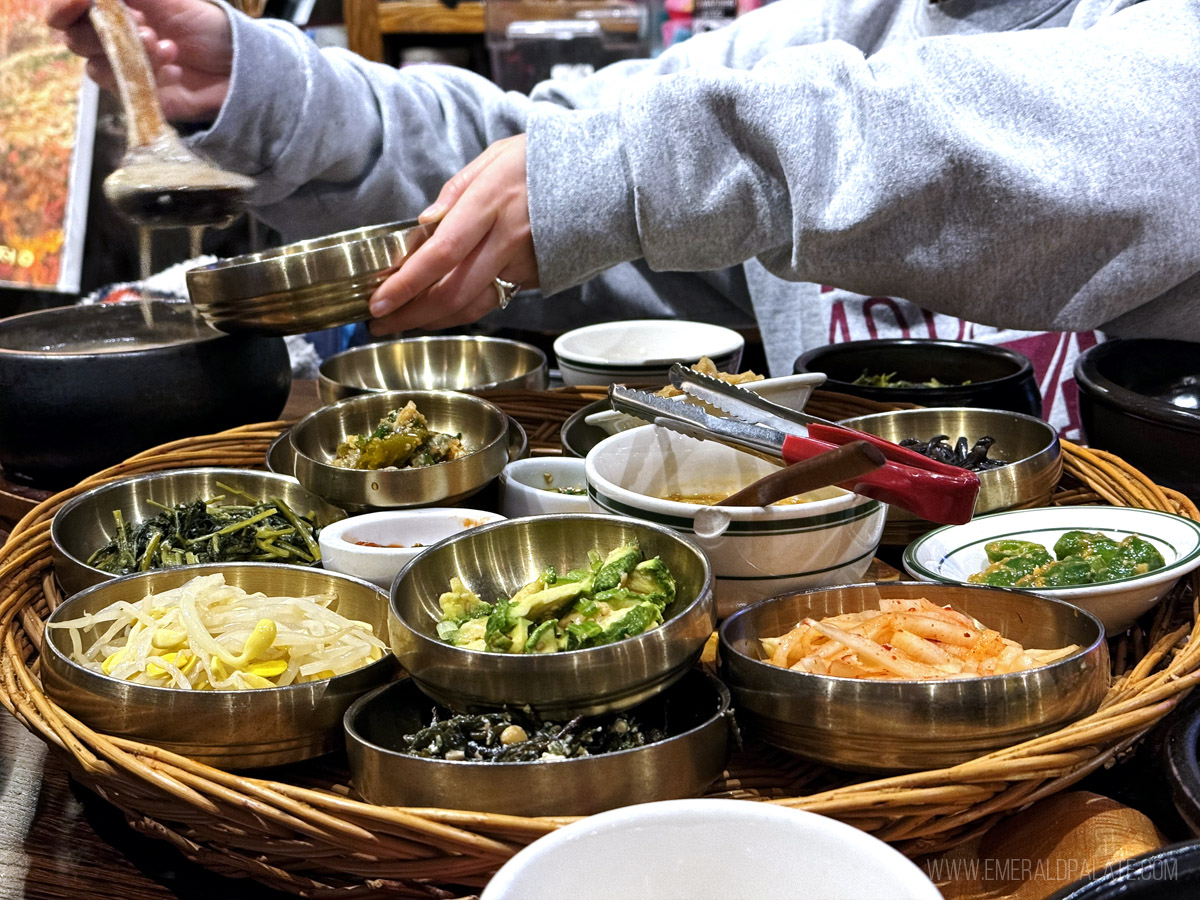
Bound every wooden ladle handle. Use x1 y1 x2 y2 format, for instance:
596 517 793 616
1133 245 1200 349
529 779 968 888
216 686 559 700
716 440 886 508
89 0 174 149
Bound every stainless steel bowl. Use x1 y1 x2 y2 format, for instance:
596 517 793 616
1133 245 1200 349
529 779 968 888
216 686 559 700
185 221 434 335
289 390 511 512
267 416 529 478
51 467 348 597
344 669 734 816
0 301 290 488
838 407 1062 545
719 581 1109 773
389 514 716 717
40 562 396 769
318 336 549 404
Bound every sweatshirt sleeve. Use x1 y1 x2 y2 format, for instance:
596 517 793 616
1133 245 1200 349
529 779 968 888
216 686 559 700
527 0 1200 340
188 0 872 240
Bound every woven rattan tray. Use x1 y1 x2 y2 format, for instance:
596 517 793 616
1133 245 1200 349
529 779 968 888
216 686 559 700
1 388 1198 898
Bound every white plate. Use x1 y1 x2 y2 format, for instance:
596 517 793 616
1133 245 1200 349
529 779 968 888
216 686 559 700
553 320 745 386
904 506 1200 633
481 798 942 900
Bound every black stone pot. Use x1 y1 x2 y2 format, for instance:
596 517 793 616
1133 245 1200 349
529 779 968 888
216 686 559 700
793 338 1042 418
0 301 291 489
1075 339 1200 501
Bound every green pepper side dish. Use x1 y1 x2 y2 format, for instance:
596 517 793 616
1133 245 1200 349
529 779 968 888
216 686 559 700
435 541 677 654
968 531 1166 588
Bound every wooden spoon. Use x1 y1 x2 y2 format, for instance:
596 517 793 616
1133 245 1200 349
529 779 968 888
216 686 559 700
90 0 253 228
716 440 886 507
692 441 885 540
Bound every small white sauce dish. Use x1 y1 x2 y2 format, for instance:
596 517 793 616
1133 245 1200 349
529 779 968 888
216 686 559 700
903 505 1200 633
497 457 590 518
318 508 505 589
553 320 744 387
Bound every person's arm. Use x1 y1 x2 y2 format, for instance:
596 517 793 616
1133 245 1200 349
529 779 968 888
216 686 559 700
524 0 1200 339
196 0 877 239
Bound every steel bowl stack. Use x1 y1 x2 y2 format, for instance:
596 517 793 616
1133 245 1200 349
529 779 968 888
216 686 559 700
341 513 731 815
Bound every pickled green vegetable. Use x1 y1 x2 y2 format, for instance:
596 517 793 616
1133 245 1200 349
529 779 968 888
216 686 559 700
968 531 1166 588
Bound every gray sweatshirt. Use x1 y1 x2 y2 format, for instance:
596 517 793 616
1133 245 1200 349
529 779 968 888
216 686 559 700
195 0 1200 382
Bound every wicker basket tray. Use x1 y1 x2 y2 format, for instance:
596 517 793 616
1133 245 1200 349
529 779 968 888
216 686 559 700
1 390 1198 898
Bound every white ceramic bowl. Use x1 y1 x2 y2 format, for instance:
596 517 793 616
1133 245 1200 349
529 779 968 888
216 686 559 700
553 319 744 387
584 371 828 436
479 798 942 900
318 508 505 589
903 506 1200 633
585 426 886 618
497 457 590 517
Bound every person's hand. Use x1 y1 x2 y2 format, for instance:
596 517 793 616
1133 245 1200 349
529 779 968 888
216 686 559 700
47 0 233 122
368 135 540 335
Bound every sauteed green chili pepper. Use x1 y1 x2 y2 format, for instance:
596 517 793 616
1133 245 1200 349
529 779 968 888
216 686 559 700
968 530 1166 588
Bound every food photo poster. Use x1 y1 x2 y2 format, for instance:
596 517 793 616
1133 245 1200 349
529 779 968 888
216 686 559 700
0 0 97 293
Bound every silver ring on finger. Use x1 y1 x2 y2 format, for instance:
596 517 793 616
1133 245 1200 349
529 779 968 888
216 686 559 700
494 278 521 310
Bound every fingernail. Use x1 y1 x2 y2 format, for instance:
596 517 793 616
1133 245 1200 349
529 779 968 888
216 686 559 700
369 297 389 317
418 203 444 224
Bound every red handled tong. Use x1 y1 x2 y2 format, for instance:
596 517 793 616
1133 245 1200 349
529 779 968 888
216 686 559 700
607 365 980 525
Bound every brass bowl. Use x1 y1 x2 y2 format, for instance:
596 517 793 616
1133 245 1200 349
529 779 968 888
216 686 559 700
290 390 511 512
838 407 1062 545
719 581 1108 773
344 669 734 816
267 417 529 477
51 467 348 598
318 336 549 404
389 514 716 717
185 221 434 335
40 562 396 769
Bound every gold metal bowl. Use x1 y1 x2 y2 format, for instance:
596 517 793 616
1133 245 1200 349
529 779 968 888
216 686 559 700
289 390 511 512
318 335 549 404
50 467 348 598
185 221 433 335
719 581 1108 773
40 562 396 769
838 407 1062 545
344 670 734 816
388 513 717 717
267 417 529 478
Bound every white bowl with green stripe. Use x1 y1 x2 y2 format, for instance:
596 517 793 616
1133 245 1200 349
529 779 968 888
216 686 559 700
554 320 743 387
585 426 886 618
903 506 1200 634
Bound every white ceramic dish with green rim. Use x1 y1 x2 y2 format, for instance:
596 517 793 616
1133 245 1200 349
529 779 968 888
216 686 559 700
903 506 1200 633
585 425 886 619
553 319 744 387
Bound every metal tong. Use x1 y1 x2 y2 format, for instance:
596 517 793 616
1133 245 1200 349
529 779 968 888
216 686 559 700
607 364 981 524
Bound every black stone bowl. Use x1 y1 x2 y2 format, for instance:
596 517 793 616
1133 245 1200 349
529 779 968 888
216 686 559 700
0 301 291 489
793 338 1042 417
1046 840 1200 900
1075 339 1200 501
